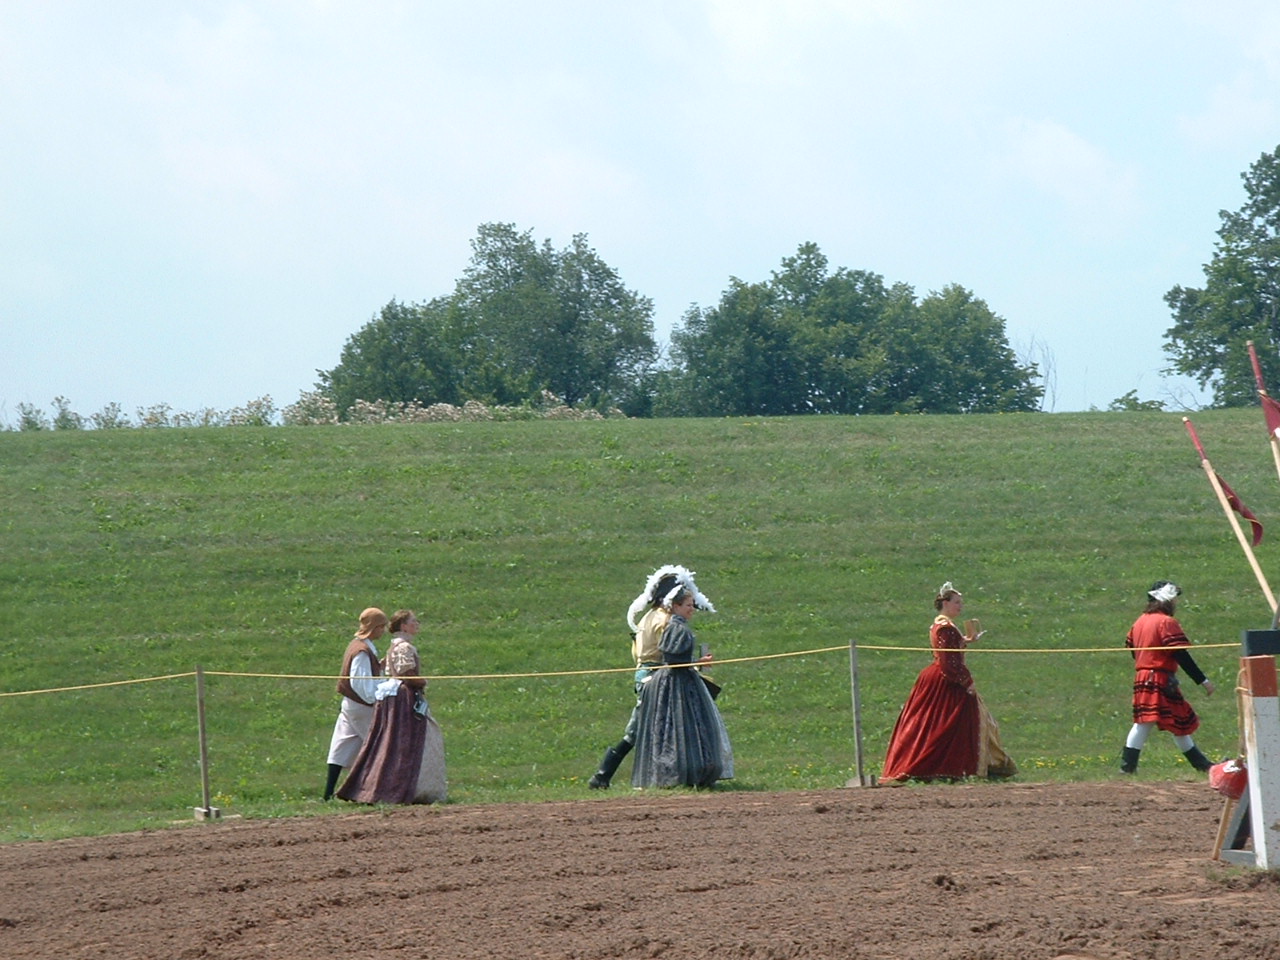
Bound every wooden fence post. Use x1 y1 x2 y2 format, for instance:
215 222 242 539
194 665 221 821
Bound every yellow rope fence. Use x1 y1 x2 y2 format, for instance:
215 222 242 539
0 641 1244 698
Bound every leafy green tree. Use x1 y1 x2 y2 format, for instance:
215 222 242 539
1165 144 1280 405
900 285 1043 413
453 224 558 401
456 224 656 408
318 298 513 416
661 243 1041 416
776 245 895 414
669 279 808 415
797 270 905 414
319 224 656 417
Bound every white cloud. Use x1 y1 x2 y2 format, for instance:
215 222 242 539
703 0 919 47
998 118 1141 239
1171 1 1280 150
700 0 923 86
1176 76 1277 153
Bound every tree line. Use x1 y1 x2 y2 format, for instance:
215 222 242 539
319 224 1043 420
11 142 1280 430
322 142 1280 417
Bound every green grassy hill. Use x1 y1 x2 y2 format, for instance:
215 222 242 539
1 410 1273 841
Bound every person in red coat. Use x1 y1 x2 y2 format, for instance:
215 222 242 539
880 582 1015 784
1119 580 1216 773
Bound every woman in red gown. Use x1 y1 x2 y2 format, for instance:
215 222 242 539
880 583 1016 784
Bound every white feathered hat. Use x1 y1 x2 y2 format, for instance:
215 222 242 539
626 564 716 631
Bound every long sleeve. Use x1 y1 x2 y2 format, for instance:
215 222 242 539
932 621 973 688
658 616 695 663
1173 648 1207 685
349 643 381 704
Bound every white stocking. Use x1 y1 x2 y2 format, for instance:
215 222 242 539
1126 723 1154 750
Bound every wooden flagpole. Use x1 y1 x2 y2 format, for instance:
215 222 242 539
1184 417 1278 614
1247 340 1280 483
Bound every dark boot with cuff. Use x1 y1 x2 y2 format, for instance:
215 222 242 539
1120 747 1141 774
323 762 343 800
588 740 633 789
1182 746 1213 772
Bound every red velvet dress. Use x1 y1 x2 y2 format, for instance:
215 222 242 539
880 616 1014 782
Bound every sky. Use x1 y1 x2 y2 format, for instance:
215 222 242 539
3 1 1280 423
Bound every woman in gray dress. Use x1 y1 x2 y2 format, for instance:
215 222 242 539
630 588 733 788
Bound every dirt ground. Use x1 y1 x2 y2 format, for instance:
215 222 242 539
1 780 1278 960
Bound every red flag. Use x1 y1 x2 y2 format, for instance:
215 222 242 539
1217 473 1264 545
1184 416 1265 545
1248 340 1280 438
1263 393 1280 441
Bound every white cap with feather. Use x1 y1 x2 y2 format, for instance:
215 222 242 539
626 564 716 632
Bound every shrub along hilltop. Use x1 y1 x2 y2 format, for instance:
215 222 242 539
0 410 1270 841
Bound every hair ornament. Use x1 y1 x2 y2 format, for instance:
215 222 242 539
626 564 716 631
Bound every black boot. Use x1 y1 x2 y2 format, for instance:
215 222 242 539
323 762 343 800
1182 746 1213 772
1120 747 1141 774
589 740 633 789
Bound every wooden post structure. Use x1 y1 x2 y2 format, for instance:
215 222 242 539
845 637 874 787
194 665 221 821
1218 632 1280 867
1240 654 1280 868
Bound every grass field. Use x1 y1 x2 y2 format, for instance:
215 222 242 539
1 409 1275 842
